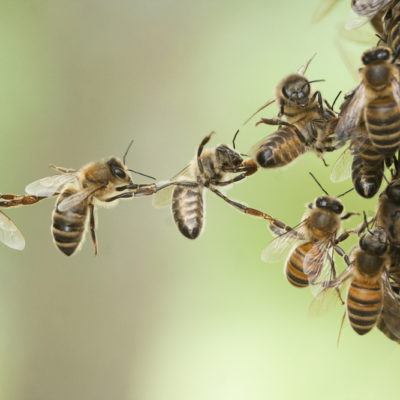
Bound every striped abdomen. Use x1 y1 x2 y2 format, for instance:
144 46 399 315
256 126 307 169
384 5 400 51
52 187 88 256
285 242 323 288
172 185 203 239
351 139 384 198
365 96 400 156
347 280 382 335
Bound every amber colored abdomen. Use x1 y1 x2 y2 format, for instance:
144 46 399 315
52 187 88 256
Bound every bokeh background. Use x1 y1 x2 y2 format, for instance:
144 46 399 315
0 0 397 399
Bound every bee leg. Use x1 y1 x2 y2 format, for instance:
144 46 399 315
327 250 344 304
279 98 284 117
333 245 351 268
0 194 47 207
49 165 77 174
310 90 324 113
206 185 271 218
212 162 258 186
89 203 98 256
340 212 359 221
197 131 216 175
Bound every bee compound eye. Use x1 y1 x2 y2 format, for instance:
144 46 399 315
112 166 126 179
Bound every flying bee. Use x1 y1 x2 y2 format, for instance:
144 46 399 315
335 47 400 161
262 173 356 294
331 122 386 198
244 57 339 168
326 226 400 337
24 142 157 256
152 131 276 239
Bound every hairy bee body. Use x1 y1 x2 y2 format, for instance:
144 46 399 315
351 133 385 198
52 186 89 256
284 197 342 288
255 126 307 168
172 185 204 239
383 1 400 50
286 242 324 287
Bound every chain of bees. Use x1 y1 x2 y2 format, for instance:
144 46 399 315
2 0 400 344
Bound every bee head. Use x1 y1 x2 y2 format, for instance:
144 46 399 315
362 47 391 65
385 179 400 204
215 145 243 169
359 227 388 256
281 74 310 107
106 157 133 183
315 196 344 214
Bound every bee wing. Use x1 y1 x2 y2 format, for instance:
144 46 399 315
391 76 400 108
380 272 400 339
311 0 339 23
335 84 365 142
57 185 103 212
25 173 77 197
152 163 194 208
297 54 317 76
261 220 308 264
0 211 25 250
330 147 353 182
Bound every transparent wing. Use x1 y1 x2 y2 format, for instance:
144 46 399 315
334 84 365 142
57 185 103 212
345 12 371 30
25 173 77 197
351 0 392 17
391 76 400 109
152 163 194 208
261 220 308 264
0 211 25 250
330 147 353 182
380 271 400 339
297 54 316 76
312 0 340 23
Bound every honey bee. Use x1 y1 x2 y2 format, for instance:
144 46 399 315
262 173 356 292
245 57 338 168
326 227 400 336
331 122 386 198
24 143 157 256
152 132 271 239
335 47 400 160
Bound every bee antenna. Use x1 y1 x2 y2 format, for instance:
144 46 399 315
301 79 325 91
331 90 342 110
232 129 240 150
375 33 385 46
363 210 374 235
123 139 134 165
337 187 354 198
128 169 156 181
309 172 329 196
242 98 276 126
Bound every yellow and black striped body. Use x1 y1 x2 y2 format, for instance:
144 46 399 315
351 133 385 198
347 279 383 335
365 94 400 156
52 186 88 256
256 126 307 168
384 2 400 53
285 242 323 287
172 185 204 239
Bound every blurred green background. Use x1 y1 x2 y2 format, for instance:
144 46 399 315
0 0 397 399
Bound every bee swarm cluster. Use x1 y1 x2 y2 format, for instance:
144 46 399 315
2 0 400 345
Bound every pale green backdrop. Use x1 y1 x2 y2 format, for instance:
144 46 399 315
0 0 396 399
